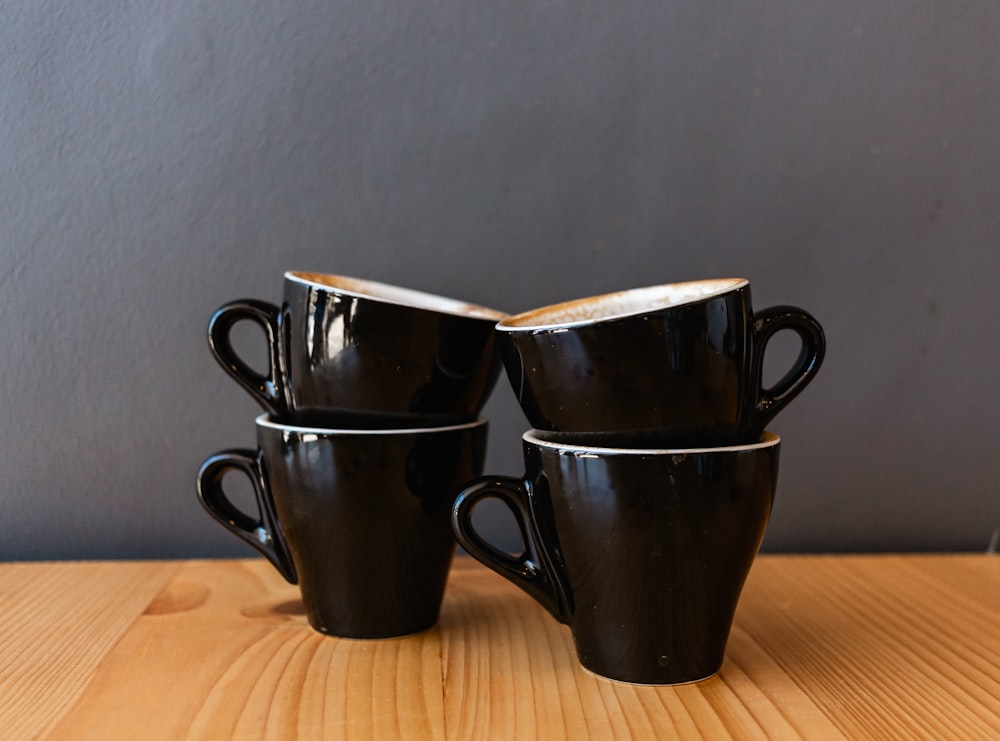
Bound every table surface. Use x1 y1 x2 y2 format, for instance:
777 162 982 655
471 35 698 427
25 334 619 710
2 555 998 739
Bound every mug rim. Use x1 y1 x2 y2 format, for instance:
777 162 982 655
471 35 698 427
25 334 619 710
255 413 488 436
285 271 508 321
523 429 779 455
497 278 748 331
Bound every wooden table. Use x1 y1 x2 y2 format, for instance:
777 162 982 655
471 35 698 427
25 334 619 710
2 555 998 739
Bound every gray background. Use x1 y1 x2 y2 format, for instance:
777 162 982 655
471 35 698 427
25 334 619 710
2 1 998 561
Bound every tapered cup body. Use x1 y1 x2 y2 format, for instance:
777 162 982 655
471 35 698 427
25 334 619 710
497 279 823 446
199 416 489 638
209 271 507 425
452 430 780 683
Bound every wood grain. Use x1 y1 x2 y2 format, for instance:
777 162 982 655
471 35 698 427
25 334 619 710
1 556 997 739
43 560 447 740
0 561 181 739
735 555 1000 739
440 559 845 741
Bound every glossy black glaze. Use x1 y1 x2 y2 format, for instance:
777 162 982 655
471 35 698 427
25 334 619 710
198 416 489 638
452 431 780 684
496 280 824 447
208 272 506 425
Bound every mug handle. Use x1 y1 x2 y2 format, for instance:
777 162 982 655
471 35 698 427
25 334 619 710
451 476 572 624
207 299 287 417
752 305 826 428
196 450 298 584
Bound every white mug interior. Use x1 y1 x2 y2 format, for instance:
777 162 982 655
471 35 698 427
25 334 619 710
497 278 747 331
286 271 508 321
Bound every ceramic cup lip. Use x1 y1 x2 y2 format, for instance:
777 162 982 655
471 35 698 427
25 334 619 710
255 413 488 436
285 271 508 322
496 278 748 332
524 429 780 455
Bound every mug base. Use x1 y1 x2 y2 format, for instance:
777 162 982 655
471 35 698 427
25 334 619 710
579 662 721 686
283 408 479 430
306 615 440 640
531 428 763 450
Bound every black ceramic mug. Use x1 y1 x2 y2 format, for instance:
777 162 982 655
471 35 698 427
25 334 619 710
209 272 508 425
496 278 823 446
451 430 780 684
197 415 489 638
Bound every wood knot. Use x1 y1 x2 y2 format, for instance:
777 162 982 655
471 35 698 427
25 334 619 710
144 580 210 615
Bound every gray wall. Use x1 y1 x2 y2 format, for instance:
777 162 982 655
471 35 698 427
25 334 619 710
2 1 998 560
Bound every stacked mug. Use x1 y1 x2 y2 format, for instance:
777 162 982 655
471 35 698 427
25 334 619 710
451 278 826 684
196 271 507 639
